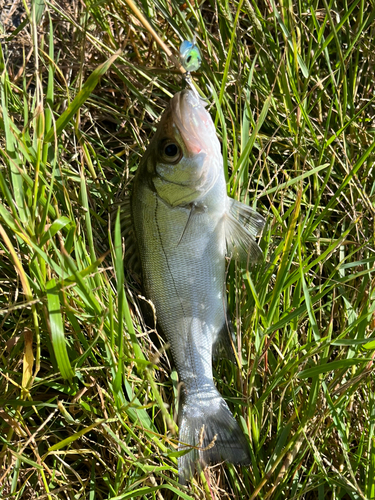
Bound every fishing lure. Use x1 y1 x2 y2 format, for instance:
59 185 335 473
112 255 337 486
180 39 202 73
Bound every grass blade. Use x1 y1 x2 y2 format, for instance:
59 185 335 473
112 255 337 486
46 278 74 380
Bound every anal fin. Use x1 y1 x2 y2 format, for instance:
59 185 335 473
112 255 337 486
212 316 237 363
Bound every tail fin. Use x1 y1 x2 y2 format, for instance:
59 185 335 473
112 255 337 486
178 390 250 484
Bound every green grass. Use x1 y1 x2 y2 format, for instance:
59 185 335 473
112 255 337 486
0 0 375 498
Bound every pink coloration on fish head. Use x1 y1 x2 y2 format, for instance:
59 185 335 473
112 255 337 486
149 90 223 207
170 90 220 157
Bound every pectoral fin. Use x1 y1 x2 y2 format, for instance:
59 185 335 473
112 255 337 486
225 197 265 263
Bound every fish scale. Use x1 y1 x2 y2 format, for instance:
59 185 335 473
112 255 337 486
131 89 265 483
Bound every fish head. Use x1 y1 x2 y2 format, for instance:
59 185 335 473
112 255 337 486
143 90 223 207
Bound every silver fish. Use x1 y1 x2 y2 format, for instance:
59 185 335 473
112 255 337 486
131 90 265 483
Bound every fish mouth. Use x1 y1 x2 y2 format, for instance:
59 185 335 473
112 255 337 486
170 90 217 156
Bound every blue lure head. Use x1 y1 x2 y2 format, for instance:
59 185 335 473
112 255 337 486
180 39 202 72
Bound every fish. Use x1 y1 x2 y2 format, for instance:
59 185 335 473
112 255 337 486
130 89 265 483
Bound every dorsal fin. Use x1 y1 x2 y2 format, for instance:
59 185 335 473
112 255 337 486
111 195 141 279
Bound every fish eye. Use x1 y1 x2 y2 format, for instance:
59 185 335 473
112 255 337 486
160 140 182 164
165 143 178 156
